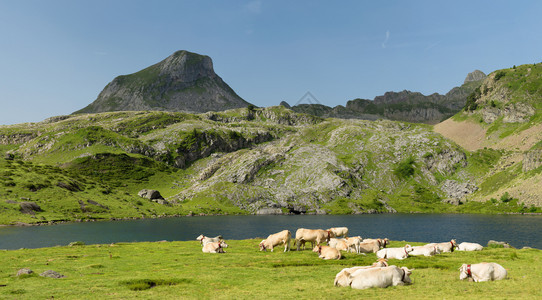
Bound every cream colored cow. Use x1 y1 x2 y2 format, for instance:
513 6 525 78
259 230 291 252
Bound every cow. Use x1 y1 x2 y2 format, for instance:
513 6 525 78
364 238 389 249
313 245 341 260
459 263 507 282
334 259 389 287
327 227 349 238
358 240 382 254
349 266 413 290
457 242 483 251
409 245 440 257
376 244 413 260
328 238 349 251
196 234 223 246
427 239 457 253
294 228 335 251
259 230 291 252
345 236 363 253
202 241 228 253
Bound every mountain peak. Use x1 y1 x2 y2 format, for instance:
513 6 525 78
74 50 250 114
464 70 487 84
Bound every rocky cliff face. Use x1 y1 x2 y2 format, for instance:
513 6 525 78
74 50 251 114
291 71 486 124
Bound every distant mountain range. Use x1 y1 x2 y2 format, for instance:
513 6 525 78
288 70 487 124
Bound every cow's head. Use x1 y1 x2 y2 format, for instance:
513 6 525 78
219 241 229 248
259 240 267 251
459 264 469 280
375 258 388 267
401 267 413 284
404 244 413 253
196 234 204 241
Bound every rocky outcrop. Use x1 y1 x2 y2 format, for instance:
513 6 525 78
523 150 542 172
19 202 42 215
138 189 164 200
464 70 487 83
440 180 478 200
74 50 251 114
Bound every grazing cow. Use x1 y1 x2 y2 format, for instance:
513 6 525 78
295 228 335 251
364 238 389 249
202 241 228 253
457 242 483 251
328 227 349 238
259 230 291 252
345 236 363 253
376 244 413 260
349 266 413 290
358 240 382 254
313 245 341 260
410 245 440 257
427 239 457 253
334 259 389 287
196 234 223 246
459 263 507 282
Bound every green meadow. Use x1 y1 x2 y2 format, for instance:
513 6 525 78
0 240 540 299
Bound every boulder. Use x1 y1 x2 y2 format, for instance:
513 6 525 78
19 202 42 215
442 198 462 206
138 189 164 200
441 180 478 199
40 270 65 278
487 240 513 248
17 268 33 277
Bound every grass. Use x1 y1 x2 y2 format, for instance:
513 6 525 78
0 239 539 299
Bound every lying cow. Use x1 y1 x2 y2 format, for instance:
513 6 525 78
202 241 228 253
410 245 439 257
376 244 413 260
295 228 335 251
313 245 341 260
259 230 291 252
196 234 223 246
349 266 413 290
457 242 483 251
334 259 388 287
358 240 382 254
459 262 507 282
327 227 349 238
427 239 457 253
364 238 389 249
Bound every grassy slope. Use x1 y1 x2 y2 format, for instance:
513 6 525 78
0 240 539 299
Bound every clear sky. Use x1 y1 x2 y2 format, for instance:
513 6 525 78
1 0 541 125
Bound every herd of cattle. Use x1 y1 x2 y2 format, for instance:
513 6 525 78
196 227 507 290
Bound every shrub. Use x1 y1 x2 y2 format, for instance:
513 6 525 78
494 71 506 81
394 157 416 179
500 192 512 203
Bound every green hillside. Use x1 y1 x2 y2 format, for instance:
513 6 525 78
1 104 538 225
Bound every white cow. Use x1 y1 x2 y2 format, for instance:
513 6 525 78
410 245 440 257
376 244 413 260
196 234 223 246
313 245 341 260
364 238 389 249
295 228 335 250
334 259 388 287
328 238 349 251
327 227 349 238
457 242 483 251
459 263 507 282
345 236 363 253
202 241 228 253
427 239 457 253
259 230 291 252
358 240 382 254
349 266 413 290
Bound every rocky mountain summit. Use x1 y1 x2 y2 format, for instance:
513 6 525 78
291 71 487 124
74 50 251 114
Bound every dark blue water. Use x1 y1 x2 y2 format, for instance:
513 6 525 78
0 214 540 250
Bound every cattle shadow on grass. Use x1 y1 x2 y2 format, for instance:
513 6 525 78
119 278 192 291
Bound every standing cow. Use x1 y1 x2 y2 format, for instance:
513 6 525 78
259 230 291 252
295 228 335 251
327 227 349 238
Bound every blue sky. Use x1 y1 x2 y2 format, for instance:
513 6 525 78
1 0 541 125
